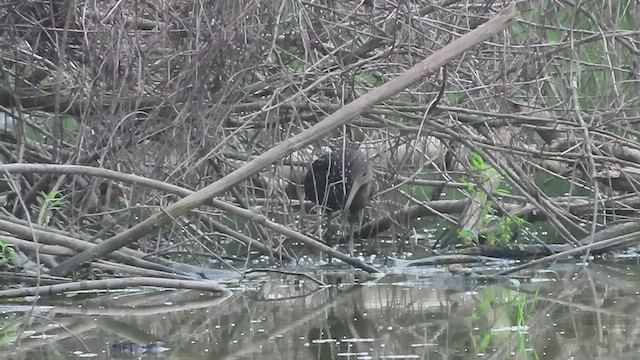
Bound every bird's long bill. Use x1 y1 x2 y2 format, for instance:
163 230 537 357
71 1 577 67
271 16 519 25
344 176 366 213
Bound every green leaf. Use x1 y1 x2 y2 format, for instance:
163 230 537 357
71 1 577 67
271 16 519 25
470 152 486 170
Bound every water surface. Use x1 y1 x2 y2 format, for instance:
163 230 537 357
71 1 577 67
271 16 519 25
2 260 639 359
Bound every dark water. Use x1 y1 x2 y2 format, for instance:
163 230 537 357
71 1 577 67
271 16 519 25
2 260 640 360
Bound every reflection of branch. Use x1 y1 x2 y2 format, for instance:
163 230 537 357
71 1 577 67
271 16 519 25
244 268 325 286
0 293 231 358
219 285 365 360
0 291 232 316
0 317 98 359
0 316 97 359
0 277 226 298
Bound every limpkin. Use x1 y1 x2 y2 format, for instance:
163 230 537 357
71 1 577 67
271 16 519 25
303 147 374 254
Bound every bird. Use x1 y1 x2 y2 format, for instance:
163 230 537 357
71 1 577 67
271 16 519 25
303 147 374 254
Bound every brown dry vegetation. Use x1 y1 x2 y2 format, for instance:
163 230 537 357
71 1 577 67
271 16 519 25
0 0 639 282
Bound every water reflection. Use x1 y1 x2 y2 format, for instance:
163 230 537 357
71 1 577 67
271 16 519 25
2 262 640 359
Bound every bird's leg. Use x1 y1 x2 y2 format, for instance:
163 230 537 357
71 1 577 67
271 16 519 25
347 221 355 256
349 210 366 257
324 211 340 263
323 210 339 246
341 212 355 256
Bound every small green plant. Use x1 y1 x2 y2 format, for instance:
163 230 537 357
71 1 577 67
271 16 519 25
460 152 530 245
470 152 489 171
470 288 540 359
37 190 69 225
0 314 22 346
462 178 475 192
510 288 541 359
483 214 530 245
0 241 15 266
457 228 475 244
